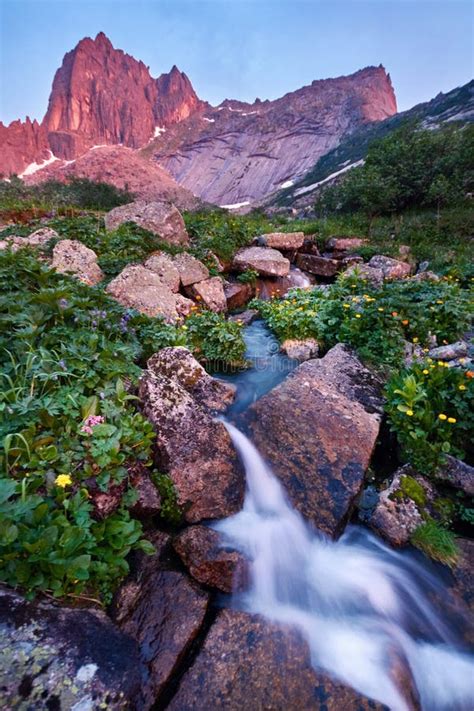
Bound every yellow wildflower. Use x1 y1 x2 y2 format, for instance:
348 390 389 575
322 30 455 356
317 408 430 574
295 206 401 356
355 313 362 319
412 337 419 343
459 384 466 391
406 410 414 416
378 307 384 312
55 474 72 488
438 414 447 421
343 304 350 309
422 369 429 375
448 417 457 424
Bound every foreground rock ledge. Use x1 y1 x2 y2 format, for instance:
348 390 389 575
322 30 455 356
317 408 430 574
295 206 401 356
168 608 387 710
0 585 142 710
243 344 384 537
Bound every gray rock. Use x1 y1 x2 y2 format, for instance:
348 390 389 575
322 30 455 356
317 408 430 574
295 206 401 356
368 255 413 279
105 264 183 321
143 252 181 292
228 308 258 326
0 585 142 710
52 239 104 285
327 236 368 251
146 346 236 412
434 456 474 497
280 338 319 361
295 253 340 277
428 342 468 361
104 200 189 246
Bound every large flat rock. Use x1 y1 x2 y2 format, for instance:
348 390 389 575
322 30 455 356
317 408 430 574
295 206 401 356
167 608 387 711
104 200 189 246
243 344 384 536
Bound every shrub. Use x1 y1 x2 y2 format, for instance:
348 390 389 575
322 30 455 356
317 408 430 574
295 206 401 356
385 361 473 473
185 311 246 367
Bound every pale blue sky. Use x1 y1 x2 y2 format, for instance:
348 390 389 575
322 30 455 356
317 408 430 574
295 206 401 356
0 0 473 124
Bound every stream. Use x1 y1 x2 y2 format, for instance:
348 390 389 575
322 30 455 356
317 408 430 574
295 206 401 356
214 321 474 711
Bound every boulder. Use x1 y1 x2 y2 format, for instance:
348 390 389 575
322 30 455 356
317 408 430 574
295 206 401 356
174 293 195 318
186 276 227 312
433 456 474 497
243 344 383 536
368 255 413 279
411 270 441 282
0 585 142 710
173 526 248 593
224 281 254 310
295 253 340 277
104 200 189 246
52 239 104 285
139 370 244 522
167 609 387 711
344 263 385 286
256 231 305 250
146 346 236 412
280 338 319 361
143 252 180 292
298 237 320 256
233 246 290 278
105 264 183 321
112 532 209 710
128 461 162 519
173 252 209 286
327 236 368 251
0 227 60 252
428 341 468 361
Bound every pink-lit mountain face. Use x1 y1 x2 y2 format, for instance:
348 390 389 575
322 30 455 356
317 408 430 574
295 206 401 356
0 32 397 205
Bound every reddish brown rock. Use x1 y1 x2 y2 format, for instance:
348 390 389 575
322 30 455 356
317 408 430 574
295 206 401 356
147 346 236 412
369 469 425 547
143 252 181 292
368 255 413 279
128 461 162 519
433 456 474 497
258 231 305 250
186 276 227 312
233 246 290 277
224 281 254 310
295 253 340 277
243 345 383 536
228 308 258 326
52 239 104 285
173 252 209 285
168 609 387 711
0 117 49 176
104 200 189 246
139 370 244 522
173 526 248 593
112 532 209 710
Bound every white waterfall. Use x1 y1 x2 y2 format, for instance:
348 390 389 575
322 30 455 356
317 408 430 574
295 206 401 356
215 422 474 711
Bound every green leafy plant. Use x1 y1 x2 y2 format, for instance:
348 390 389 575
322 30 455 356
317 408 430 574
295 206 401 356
237 269 259 285
185 310 246 367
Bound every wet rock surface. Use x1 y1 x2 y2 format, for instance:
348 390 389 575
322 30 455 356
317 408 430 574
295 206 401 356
147 346 235 412
52 239 104 285
433 456 474 497
104 200 189 246
112 532 209 710
243 344 383 536
0 584 143 710
369 467 427 546
173 526 248 593
428 341 468 361
167 608 387 711
139 367 244 522
233 246 290 277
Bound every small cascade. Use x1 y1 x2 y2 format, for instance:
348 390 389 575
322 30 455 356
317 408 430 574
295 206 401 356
255 265 312 300
215 422 474 711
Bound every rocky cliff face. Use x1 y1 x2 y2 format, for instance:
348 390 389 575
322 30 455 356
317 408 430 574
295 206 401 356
0 32 397 205
148 66 396 205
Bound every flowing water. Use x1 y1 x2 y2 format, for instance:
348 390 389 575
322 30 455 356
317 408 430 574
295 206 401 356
214 323 474 710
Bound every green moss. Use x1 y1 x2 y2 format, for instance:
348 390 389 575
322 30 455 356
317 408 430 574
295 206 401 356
399 475 427 508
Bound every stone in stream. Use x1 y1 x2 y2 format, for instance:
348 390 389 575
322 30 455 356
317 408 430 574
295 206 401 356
280 337 319 362
167 608 392 711
243 344 384 537
112 531 210 710
173 525 249 593
0 584 143 710
232 246 290 277
139 364 244 522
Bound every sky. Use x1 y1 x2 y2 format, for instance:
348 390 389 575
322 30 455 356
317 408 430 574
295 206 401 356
0 0 473 124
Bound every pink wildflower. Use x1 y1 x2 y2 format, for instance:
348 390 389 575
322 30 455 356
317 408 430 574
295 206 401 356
81 415 105 435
